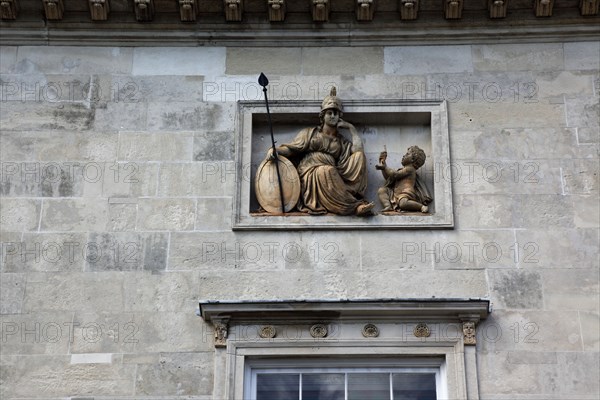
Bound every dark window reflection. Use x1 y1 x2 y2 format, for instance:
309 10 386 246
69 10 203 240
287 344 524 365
392 373 437 400
302 373 345 400
256 374 299 400
348 373 390 400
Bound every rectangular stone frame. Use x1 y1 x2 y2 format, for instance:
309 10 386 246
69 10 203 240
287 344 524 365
233 99 454 230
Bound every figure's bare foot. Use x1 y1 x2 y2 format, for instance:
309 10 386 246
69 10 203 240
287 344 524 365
381 206 393 212
356 202 375 216
421 205 429 213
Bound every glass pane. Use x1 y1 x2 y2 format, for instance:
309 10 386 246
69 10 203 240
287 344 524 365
256 373 299 400
302 373 345 400
392 373 437 400
348 373 390 400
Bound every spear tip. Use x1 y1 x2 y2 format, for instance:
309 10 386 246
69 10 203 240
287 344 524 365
258 72 269 87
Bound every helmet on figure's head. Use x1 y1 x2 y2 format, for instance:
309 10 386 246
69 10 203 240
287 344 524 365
321 87 343 113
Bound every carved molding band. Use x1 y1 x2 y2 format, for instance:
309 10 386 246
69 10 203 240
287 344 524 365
0 0 17 20
89 0 109 21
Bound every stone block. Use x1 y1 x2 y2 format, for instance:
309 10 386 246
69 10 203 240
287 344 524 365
303 47 384 76
0 102 94 131
577 126 600 144
93 101 148 131
536 71 595 98
132 47 226 77
448 101 565 130
85 232 168 272
478 310 583 352
565 96 600 128
385 45 473 75
195 197 232 231
137 199 196 231
455 195 514 229
0 273 25 314
110 74 205 103
194 130 235 161
507 351 558 365
580 312 599 351
452 159 563 195
0 354 135 398
564 41 600 71
102 162 158 198
226 48 302 75
488 269 544 309
107 203 137 232
69 311 139 355
1 232 86 272
23 272 124 313
561 159 599 195
0 198 41 231
40 199 110 232
0 312 73 354
157 162 236 197
572 195 600 228
478 351 541 396
0 73 93 103
146 101 236 132
541 269 599 311
0 231 21 271
16 46 134 74
516 229 598 269
0 46 17 73
472 43 563 72
543 352 600 396
123 271 199 312
118 132 192 161
134 352 213 396
512 194 575 228
132 312 213 353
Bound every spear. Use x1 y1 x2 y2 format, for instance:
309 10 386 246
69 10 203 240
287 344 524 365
258 72 286 214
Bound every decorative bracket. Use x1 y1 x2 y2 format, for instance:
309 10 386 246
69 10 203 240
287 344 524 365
580 0 599 15
444 0 463 19
267 0 285 21
224 0 243 21
212 317 230 348
400 0 419 20
534 0 553 17
488 0 508 18
356 0 375 21
179 0 198 22
134 0 154 21
311 0 330 22
459 314 480 346
43 0 63 20
89 0 109 21
0 0 18 20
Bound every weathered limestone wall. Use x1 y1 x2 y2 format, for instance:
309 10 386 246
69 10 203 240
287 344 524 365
0 42 598 399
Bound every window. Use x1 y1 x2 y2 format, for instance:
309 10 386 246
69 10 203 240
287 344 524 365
245 359 446 400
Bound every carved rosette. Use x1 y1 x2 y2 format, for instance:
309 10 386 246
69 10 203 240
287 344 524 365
89 0 109 21
258 325 277 339
311 0 329 22
488 0 508 18
399 0 419 20
310 323 328 338
134 0 154 21
444 0 463 19
413 323 431 338
43 0 64 20
224 0 243 21
213 318 229 348
1 0 18 20
362 323 380 338
580 0 599 15
534 0 553 16
268 0 285 21
179 0 198 22
356 0 375 21
462 321 477 345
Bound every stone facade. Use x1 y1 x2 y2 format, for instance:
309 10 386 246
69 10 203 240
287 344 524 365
0 40 599 399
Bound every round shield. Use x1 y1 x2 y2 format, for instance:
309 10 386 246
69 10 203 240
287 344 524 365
255 155 300 213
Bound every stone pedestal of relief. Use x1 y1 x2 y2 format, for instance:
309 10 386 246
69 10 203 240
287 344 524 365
233 99 453 230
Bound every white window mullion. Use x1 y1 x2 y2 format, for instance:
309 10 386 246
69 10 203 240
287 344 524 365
344 372 348 400
299 373 302 400
389 372 393 400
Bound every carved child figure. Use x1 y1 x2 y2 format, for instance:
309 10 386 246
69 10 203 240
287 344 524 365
376 145 432 213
